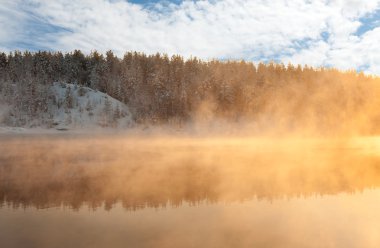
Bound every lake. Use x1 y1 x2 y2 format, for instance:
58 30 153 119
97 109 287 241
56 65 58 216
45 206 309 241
1 134 380 248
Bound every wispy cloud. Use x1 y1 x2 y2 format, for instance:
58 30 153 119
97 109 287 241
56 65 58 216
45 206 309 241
0 0 379 74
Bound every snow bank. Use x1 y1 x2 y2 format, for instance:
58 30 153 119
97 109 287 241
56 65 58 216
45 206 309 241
48 82 133 130
0 82 133 131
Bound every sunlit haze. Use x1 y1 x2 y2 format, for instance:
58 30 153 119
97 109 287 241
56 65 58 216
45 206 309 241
1 1 380 248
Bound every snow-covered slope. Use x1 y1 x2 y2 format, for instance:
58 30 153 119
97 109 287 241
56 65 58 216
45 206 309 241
48 82 132 129
1 82 133 130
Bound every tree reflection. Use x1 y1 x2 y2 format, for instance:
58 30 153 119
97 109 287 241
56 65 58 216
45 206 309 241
1 135 380 211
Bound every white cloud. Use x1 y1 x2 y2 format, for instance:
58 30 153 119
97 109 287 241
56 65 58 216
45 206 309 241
1 0 380 75
0 0 28 48
356 27 380 74
282 41 330 68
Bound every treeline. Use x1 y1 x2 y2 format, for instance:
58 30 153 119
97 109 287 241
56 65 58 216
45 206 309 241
0 50 380 133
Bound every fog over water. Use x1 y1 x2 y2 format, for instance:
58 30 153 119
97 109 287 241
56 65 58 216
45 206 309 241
1 133 380 210
1 133 380 247
2 7 380 247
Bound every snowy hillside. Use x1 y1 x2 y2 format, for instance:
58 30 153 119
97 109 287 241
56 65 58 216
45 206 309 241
1 82 133 130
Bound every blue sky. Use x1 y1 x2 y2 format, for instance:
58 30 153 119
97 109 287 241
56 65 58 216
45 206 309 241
1 0 380 75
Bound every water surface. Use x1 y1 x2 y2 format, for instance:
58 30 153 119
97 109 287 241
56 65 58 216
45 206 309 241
1 134 380 247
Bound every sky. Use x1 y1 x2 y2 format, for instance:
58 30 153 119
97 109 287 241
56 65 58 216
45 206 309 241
0 0 380 75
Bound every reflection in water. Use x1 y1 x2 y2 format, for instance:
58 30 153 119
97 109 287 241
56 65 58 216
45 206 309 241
2 135 380 248
1 135 380 210
1 190 380 248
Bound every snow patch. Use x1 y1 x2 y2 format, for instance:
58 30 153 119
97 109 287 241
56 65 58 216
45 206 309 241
48 82 133 130
0 82 133 131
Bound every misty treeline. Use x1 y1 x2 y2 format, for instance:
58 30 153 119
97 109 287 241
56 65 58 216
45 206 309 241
0 50 380 134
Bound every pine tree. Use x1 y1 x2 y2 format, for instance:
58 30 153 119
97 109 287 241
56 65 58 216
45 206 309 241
113 104 121 120
101 96 112 127
65 86 73 111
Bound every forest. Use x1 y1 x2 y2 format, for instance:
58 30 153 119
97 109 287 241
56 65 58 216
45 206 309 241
0 50 379 135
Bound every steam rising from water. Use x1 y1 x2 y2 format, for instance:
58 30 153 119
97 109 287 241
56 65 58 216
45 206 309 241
2 134 380 210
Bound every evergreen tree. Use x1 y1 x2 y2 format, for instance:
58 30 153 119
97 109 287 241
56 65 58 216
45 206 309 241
65 86 73 110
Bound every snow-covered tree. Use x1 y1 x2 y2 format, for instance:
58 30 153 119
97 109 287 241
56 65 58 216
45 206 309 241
64 86 73 110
